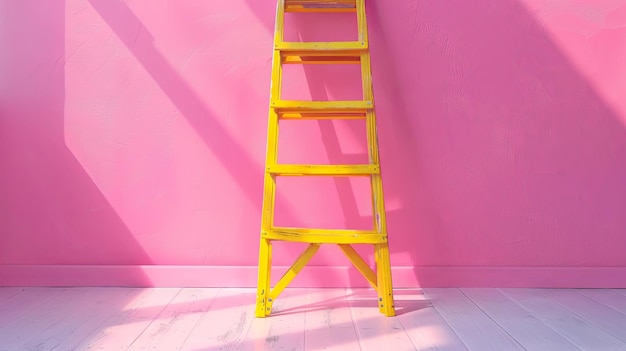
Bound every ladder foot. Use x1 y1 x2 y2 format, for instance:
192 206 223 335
375 243 396 316
255 238 272 318
255 296 270 318
255 295 275 317
379 293 396 317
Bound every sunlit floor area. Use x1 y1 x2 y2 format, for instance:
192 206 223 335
1 287 626 350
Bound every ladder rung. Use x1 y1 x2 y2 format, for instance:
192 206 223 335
283 54 360 65
272 100 373 113
280 112 365 120
267 164 379 176
285 0 356 13
264 227 387 244
275 41 366 52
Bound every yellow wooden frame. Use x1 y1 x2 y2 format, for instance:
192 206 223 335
256 0 395 318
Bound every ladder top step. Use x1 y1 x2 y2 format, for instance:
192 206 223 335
267 164 379 176
285 0 357 13
272 100 373 112
264 227 387 244
279 112 366 120
276 41 367 52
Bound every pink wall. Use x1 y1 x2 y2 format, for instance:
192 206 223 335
2 0 626 288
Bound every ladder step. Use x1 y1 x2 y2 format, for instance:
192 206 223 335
276 41 366 52
272 100 372 113
281 48 362 65
279 112 365 120
264 227 387 244
285 0 356 13
282 54 360 65
267 164 379 176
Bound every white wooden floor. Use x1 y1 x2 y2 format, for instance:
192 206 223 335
1 287 626 350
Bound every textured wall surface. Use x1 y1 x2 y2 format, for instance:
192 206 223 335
2 0 626 287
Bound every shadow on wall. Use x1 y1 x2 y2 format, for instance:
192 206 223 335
0 0 151 283
367 0 626 284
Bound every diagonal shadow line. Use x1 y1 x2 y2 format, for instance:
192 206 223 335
0 0 153 274
364 0 433 246
302 81 368 231
86 0 261 208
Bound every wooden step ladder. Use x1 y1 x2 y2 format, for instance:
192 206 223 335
255 0 395 317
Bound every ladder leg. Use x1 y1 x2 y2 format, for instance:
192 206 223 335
372 174 395 316
255 238 273 317
375 242 395 316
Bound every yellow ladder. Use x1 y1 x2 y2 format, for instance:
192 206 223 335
255 0 395 317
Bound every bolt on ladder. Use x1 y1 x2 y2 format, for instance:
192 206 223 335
256 0 395 317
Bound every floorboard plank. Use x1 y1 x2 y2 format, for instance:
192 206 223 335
613 289 626 297
396 289 469 351
74 288 182 351
0 288 76 350
298 288 359 351
577 289 626 315
179 288 257 351
462 288 581 351
540 289 626 343
423 288 524 351
502 289 626 351
348 288 416 351
127 288 220 351
0 287 24 302
0 288 67 329
15 287 137 351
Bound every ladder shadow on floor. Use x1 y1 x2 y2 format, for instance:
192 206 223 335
271 289 430 316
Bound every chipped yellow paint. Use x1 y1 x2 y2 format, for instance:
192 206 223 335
267 164 379 176
263 227 387 244
256 0 395 318
282 54 360 64
276 41 367 51
279 112 365 120
285 0 357 13
271 100 373 113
